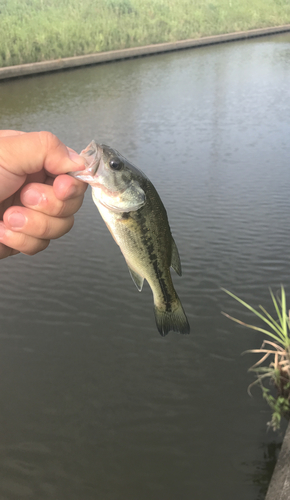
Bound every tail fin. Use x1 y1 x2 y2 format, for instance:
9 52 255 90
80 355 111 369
154 300 190 336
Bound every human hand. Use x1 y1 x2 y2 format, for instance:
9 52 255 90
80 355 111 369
0 130 87 259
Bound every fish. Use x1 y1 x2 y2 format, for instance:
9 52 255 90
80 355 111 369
70 141 190 336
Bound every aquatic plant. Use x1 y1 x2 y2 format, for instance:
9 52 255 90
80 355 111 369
222 286 290 431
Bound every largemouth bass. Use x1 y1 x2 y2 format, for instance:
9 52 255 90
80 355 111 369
71 141 190 336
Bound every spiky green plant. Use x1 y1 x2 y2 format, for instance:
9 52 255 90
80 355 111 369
222 286 290 431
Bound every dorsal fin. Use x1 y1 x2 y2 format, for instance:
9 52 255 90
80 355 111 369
171 237 182 276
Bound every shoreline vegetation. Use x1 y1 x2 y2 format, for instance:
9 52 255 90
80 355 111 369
1 0 290 68
223 287 290 432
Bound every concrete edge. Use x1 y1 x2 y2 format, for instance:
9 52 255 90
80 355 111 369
1 24 290 80
265 422 290 500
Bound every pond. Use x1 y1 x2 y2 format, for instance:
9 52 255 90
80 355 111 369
0 32 290 499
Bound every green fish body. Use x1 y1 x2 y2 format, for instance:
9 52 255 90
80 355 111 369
71 141 190 336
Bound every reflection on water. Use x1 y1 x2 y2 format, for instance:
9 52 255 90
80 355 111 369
0 32 290 499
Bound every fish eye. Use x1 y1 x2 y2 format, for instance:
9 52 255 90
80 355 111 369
109 157 123 171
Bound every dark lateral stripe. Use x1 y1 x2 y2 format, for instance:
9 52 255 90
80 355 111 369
152 260 174 312
140 219 174 311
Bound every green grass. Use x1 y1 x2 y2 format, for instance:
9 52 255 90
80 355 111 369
1 0 290 67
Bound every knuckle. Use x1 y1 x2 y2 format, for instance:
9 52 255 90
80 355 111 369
37 218 51 239
53 216 74 238
72 195 85 212
26 239 50 256
57 198 79 218
54 202 67 218
66 216 74 233
39 215 74 240
1 229 50 257
38 131 58 150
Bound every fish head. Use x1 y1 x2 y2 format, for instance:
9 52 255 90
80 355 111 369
70 141 146 213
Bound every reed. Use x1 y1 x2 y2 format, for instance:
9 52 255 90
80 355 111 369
1 0 290 67
223 286 290 431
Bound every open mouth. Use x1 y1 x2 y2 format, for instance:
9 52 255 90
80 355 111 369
69 140 102 184
80 140 102 175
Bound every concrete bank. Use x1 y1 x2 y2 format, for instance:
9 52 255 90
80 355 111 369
265 422 290 500
0 24 290 81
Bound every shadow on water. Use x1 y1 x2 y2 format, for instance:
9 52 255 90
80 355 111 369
250 440 282 499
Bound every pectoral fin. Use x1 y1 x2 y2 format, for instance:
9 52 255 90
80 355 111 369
127 265 144 291
170 237 182 276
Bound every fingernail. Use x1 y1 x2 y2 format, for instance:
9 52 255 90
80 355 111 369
8 212 26 229
0 223 6 239
22 188 43 206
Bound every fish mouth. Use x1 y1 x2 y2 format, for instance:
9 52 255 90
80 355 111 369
68 140 102 184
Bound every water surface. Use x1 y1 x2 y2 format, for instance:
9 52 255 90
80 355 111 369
0 33 290 499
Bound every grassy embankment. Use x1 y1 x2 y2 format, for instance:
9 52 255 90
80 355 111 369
1 0 290 67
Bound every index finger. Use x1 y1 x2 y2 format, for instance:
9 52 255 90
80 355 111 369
0 130 26 138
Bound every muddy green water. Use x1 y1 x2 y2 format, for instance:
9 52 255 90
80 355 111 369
0 33 290 499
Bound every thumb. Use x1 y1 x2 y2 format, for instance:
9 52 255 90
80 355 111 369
0 131 84 203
